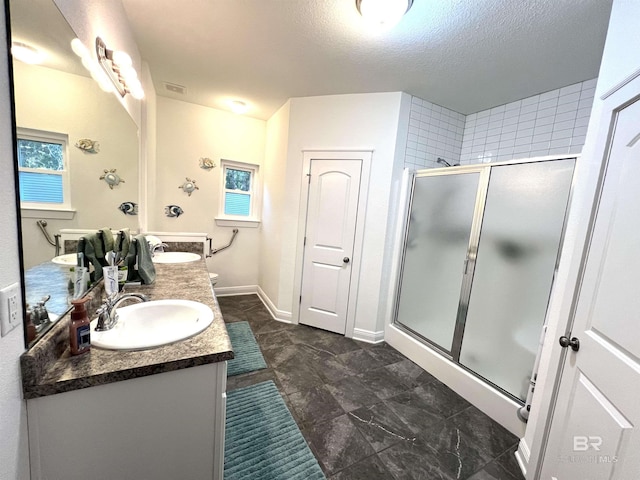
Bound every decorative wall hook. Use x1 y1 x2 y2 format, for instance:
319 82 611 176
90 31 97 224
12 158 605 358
75 138 100 153
178 177 199 196
100 168 125 189
165 205 184 217
199 157 215 170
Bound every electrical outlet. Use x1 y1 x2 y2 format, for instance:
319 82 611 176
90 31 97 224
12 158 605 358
0 282 20 337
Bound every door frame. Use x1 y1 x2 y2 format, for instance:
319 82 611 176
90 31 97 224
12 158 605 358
291 150 372 338
524 75 640 478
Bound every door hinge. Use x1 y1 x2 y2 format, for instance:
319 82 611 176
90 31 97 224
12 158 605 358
299 295 302 304
304 236 306 246
307 173 311 183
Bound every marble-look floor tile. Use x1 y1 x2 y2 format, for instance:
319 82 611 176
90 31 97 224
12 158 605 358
312 355 359 384
357 367 412 400
493 446 525 480
288 384 345 426
329 454 394 480
450 406 519 460
304 413 375 475
325 375 383 412
364 343 408 366
412 381 471 419
336 349 386 374
287 324 339 345
420 420 494 480
383 390 445 434
255 330 295 352
377 438 457 480
349 402 417 452
385 359 437 388
315 334 363 355
273 356 325 394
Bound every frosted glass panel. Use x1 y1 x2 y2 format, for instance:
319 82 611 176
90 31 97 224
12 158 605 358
459 159 575 400
395 172 480 352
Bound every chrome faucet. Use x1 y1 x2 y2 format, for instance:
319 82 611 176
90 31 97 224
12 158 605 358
95 292 149 331
150 242 169 256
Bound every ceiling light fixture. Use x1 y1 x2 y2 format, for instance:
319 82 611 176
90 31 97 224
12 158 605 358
11 41 44 64
95 37 144 100
229 100 249 114
355 0 413 28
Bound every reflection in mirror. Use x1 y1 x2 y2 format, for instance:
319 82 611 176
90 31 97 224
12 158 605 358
10 0 139 346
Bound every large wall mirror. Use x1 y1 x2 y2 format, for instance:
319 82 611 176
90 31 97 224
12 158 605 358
10 0 139 346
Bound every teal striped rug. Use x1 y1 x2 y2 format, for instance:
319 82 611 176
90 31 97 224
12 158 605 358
225 381 326 480
226 321 267 377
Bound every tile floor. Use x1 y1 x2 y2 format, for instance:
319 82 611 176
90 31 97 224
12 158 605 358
219 294 525 480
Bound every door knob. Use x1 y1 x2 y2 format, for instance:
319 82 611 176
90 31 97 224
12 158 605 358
343 257 350 264
559 336 580 352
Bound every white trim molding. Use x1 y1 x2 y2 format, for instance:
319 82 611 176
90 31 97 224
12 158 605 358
257 286 293 324
352 328 385 344
214 285 258 297
515 438 530 478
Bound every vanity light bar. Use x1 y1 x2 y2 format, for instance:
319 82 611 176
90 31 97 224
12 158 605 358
95 37 144 100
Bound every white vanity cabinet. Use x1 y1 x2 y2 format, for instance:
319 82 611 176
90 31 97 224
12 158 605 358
27 361 227 480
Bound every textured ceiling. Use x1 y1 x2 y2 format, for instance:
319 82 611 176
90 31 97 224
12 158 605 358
122 0 613 120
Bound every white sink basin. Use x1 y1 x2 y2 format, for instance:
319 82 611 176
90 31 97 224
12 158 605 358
51 253 77 267
90 299 213 351
152 252 201 263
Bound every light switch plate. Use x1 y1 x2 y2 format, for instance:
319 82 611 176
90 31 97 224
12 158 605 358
0 282 21 337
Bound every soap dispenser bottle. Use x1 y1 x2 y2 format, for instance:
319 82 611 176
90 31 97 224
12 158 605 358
70 296 91 355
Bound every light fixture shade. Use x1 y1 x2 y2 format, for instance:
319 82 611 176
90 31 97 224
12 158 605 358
355 0 413 28
11 42 44 64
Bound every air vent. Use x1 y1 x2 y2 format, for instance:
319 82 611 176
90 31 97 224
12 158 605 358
163 82 187 95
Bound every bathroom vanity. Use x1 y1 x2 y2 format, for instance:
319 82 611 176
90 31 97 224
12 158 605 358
20 259 233 480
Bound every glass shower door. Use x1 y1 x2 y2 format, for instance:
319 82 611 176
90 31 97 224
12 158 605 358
458 159 575 400
395 170 483 353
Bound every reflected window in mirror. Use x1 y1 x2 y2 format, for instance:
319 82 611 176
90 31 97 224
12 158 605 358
17 128 71 210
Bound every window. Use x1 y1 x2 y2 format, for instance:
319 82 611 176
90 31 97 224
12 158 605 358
217 160 260 226
17 128 71 211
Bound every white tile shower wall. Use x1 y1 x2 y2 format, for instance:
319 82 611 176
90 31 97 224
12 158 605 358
405 97 466 170
460 78 596 165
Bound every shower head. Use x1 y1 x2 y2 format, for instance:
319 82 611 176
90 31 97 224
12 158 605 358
436 158 451 167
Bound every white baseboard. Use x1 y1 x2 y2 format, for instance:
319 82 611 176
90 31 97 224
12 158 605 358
214 285 258 296
516 438 530 478
257 286 292 323
352 327 385 344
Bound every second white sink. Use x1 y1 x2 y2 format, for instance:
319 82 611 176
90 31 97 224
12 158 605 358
90 299 214 351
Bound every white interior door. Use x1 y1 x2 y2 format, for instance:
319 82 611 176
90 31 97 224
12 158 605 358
540 94 640 478
299 159 362 334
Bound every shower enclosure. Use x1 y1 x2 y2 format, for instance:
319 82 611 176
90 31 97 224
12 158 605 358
394 157 575 402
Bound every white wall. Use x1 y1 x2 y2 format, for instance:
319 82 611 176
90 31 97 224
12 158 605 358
260 101 291 307
0 0 31 476
152 96 266 288
270 92 406 337
14 62 139 268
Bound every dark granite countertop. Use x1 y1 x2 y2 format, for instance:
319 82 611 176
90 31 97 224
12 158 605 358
21 259 233 399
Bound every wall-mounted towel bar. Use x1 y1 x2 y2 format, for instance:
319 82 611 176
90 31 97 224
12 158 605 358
206 228 238 257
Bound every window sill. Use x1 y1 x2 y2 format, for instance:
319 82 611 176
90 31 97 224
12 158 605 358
21 207 76 220
214 217 260 228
